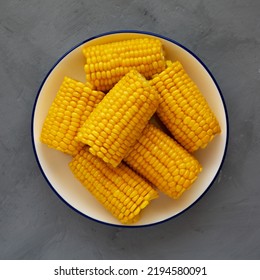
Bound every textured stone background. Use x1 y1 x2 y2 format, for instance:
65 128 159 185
0 0 260 259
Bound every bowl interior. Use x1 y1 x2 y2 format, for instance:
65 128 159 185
32 32 228 226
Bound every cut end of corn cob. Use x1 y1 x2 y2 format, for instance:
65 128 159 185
124 123 202 199
77 69 159 167
69 146 158 224
150 60 221 153
40 76 105 156
83 37 166 91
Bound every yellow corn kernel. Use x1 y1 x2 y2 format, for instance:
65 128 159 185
69 146 158 224
77 70 159 167
124 123 202 199
83 37 166 91
150 60 221 153
40 76 104 156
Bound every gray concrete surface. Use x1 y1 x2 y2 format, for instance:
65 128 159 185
1 0 260 259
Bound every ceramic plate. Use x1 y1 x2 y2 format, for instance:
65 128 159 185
32 31 228 227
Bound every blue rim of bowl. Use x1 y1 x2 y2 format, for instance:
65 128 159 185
31 30 229 228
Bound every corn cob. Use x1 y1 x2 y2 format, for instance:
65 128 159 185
69 146 158 224
40 76 105 156
77 70 159 167
83 37 166 91
150 61 221 153
124 123 202 199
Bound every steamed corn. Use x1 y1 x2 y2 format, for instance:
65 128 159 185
69 146 158 224
150 61 221 152
124 123 202 199
83 37 166 91
40 76 104 155
77 70 159 167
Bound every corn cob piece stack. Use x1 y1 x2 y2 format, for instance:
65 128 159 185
77 69 159 167
40 76 105 156
124 123 202 199
83 37 166 91
150 61 221 153
69 146 158 224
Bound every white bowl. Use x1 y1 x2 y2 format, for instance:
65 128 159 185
31 30 228 227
